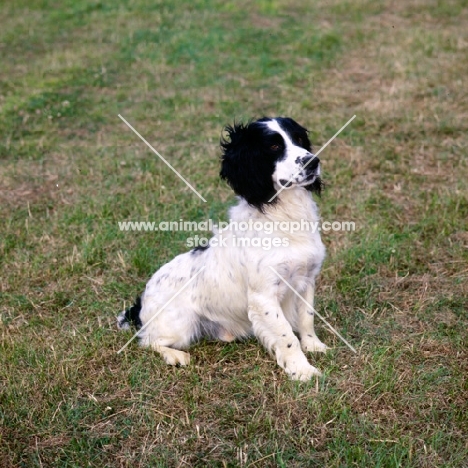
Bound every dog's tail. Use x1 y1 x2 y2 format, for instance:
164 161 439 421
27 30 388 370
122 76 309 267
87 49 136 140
117 295 143 330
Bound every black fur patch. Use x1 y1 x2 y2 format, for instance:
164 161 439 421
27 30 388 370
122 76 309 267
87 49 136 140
191 244 210 254
122 296 142 329
220 119 280 211
305 176 323 197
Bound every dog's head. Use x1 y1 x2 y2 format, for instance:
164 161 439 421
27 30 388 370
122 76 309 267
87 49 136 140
220 117 322 211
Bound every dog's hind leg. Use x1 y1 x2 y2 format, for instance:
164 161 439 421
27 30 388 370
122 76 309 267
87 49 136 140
149 345 191 365
137 301 197 366
139 330 193 366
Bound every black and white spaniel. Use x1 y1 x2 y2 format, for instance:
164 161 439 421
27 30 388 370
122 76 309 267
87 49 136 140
118 117 328 380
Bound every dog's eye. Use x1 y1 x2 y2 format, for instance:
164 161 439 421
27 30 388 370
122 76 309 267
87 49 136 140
297 137 303 145
271 144 281 151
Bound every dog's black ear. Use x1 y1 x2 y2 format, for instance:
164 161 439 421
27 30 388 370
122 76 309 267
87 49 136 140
220 121 277 211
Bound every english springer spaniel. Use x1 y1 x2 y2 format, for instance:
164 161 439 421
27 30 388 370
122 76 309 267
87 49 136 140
118 117 328 380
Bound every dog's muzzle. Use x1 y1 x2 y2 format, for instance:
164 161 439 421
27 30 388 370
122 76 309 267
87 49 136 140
278 154 320 188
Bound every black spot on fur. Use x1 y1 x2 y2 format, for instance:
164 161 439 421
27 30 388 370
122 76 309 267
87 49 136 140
192 244 210 254
120 296 142 329
287 343 292 348
265 312 269 315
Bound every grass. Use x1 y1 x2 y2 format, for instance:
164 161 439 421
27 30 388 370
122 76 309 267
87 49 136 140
1 0 467 466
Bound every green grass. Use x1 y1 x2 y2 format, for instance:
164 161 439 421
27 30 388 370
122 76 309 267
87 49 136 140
1 0 467 466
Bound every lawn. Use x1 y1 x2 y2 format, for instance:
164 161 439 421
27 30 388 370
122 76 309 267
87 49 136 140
1 0 467 466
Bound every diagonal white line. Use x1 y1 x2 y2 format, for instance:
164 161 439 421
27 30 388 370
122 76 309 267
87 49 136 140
269 266 357 353
117 266 206 354
118 114 207 203
268 114 356 203
313 114 357 158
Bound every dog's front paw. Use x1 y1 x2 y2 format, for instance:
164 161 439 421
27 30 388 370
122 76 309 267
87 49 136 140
301 335 329 353
284 360 322 381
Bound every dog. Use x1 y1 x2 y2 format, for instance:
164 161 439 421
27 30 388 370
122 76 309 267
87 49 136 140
118 117 328 380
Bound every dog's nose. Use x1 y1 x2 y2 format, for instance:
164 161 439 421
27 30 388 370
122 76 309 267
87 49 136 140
302 154 319 170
